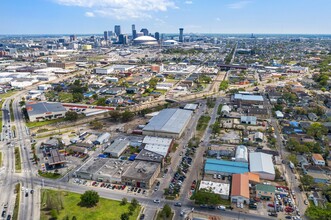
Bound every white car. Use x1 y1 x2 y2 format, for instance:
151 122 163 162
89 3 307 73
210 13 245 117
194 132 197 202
153 199 160 203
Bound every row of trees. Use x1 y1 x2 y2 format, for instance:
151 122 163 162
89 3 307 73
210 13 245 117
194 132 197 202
120 198 139 220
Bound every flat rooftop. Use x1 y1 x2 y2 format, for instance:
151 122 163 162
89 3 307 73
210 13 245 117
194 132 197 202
122 160 160 181
143 108 192 134
199 180 230 196
26 101 66 116
77 158 132 179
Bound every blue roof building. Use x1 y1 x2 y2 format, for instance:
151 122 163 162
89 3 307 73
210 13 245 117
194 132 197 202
204 159 249 176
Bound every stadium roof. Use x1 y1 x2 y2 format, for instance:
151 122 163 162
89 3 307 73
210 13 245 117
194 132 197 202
143 108 192 134
205 159 249 174
249 152 275 175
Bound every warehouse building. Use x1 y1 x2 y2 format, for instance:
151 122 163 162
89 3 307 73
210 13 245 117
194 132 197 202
26 102 67 122
74 158 132 183
231 173 250 204
233 93 264 105
142 136 173 157
142 108 193 138
94 132 111 145
249 152 275 180
204 159 249 176
121 160 161 189
135 149 164 166
103 138 130 158
94 67 114 75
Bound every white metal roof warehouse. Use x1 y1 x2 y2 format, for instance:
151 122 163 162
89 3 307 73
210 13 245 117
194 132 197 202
249 152 275 180
142 108 193 138
142 136 173 157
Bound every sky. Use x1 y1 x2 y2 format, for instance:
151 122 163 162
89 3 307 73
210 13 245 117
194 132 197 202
1 0 331 35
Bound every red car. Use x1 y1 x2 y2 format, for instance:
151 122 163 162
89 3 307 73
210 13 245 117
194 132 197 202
267 203 275 207
285 207 294 212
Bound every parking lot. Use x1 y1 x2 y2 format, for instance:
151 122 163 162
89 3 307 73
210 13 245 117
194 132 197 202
72 178 152 197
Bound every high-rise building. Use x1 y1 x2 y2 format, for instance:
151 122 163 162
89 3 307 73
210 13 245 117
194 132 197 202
154 32 160 41
118 34 128 45
108 31 113 38
132 24 137 39
104 31 108 41
114 25 121 36
179 28 184 42
140 28 149 36
69 35 77 42
132 30 137 39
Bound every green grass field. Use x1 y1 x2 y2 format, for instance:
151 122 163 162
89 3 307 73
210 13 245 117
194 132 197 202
38 171 61 179
0 90 17 99
0 90 17 132
26 118 65 128
59 92 73 102
12 183 20 220
14 147 21 172
40 189 140 220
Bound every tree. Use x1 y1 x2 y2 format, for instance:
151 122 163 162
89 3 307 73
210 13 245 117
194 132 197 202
306 123 328 140
300 175 314 189
121 111 134 122
80 190 99 207
305 203 331 220
219 80 229 91
211 122 220 134
120 213 130 220
131 198 139 209
65 111 78 121
50 209 58 219
275 167 282 180
71 217 77 220
109 111 121 122
191 189 222 205
121 198 128 206
160 204 172 218
90 121 103 129
92 94 98 100
96 97 107 106
72 92 84 102
128 204 135 213
287 154 298 166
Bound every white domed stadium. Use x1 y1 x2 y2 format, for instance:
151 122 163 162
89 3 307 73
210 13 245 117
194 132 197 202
133 36 158 45
163 39 178 46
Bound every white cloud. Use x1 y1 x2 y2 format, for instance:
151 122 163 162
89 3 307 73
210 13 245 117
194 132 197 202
54 0 176 19
185 1 193 4
216 17 221 21
227 1 250 9
85 12 95 17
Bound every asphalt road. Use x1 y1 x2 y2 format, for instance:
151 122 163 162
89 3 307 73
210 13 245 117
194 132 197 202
0 98 16 219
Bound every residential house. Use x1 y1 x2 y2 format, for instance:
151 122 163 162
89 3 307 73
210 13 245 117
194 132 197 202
308 113 318 122
254 132 264 142
312 154 325 166
247 108 268 119
240 116 257 125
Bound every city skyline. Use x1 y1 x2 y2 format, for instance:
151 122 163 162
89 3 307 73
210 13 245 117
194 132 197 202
1 0 331 35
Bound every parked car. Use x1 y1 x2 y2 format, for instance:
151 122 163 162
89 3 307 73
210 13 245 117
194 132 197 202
268 212 278 217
